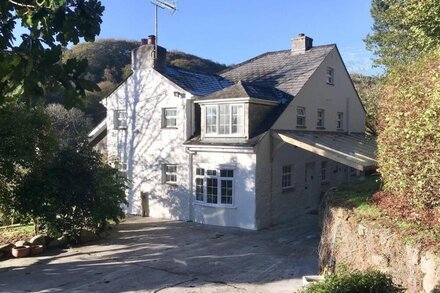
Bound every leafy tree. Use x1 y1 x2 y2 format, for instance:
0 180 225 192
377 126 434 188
0 0 104 106
351 74 384 135
365 0 440 68
377 49 440 209
14 142 128 241
0 103 57 224
45 103 92 146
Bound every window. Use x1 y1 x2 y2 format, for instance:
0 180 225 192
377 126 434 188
337 112 344 130
321 161 327 181
114 110 127 129
326 67 334 85
162 108 177 128
205 104 244 136
317 109 325 128
282 165 293 190
194 167 234 206
297 107 306 127
163 164 177 184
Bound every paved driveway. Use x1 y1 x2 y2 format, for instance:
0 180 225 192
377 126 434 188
0 215 320 292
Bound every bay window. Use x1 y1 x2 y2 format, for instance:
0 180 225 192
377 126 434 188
205 104 244 136
194 167 235 206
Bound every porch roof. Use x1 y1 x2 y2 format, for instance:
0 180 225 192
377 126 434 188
273 131 377 171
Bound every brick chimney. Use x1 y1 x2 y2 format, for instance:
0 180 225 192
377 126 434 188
291 33 313 54
132 35 167 72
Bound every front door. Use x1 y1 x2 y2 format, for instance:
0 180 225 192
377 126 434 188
305 162 319 210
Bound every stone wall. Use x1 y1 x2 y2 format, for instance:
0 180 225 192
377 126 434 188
319 198 440 292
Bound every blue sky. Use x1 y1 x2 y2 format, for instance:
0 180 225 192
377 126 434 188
99 0 379 75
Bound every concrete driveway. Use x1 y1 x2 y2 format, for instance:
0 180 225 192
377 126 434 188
0 215 320 293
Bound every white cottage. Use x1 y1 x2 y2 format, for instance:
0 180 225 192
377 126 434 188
89 34 376 230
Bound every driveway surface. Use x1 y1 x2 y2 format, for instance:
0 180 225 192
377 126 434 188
0 215 320 292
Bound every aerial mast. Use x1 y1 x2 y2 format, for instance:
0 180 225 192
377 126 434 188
150 0 177 59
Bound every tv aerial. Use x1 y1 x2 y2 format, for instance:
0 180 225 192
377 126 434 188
150 0 177 59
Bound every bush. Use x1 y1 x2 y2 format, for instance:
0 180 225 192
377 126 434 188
14 142 128 242
300 270 404 293
377 49 440 209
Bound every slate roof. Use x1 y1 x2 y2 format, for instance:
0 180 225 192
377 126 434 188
197 81 291 103
163 66 233 96
220 44 335 96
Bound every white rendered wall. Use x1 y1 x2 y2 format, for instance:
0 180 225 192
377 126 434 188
104 68 192 220
273 47 366 133
191 150 257 230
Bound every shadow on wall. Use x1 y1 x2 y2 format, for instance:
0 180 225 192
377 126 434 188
119 70 189 219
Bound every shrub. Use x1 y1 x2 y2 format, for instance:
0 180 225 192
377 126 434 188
300 270 404 293
14 142 128 242
377 49 440 209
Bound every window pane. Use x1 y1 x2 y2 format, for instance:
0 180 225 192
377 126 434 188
221 180 233 204
220 169 234 177
166 165 177 173
196 178 204 201
231 105 244 134
207 178 218 203
165 109 177 117
218 105 230 134
196 168 204 176
206 106 217 134
207 170 217 176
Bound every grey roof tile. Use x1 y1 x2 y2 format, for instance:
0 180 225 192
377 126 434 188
163 66 233 96
220 45 335 96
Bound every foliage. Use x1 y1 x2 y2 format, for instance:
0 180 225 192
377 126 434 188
351 74 383 135
365 0 440 68
63 39 139 84
0 103 57 225
299 270 404 293
377 49 440 209
45 103 93 146
14 141 128 241
0 0 104 106
167 50 227 74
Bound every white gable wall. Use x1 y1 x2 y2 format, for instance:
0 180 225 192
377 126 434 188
273 47 366 132
104 68 192 220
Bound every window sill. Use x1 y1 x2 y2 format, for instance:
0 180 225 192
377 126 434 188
282 187 295 193
164 182 178 186
161 127 178 130
296 126 307 129
193 201 237 209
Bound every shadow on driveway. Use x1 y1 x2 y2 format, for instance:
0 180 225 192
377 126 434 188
0 214 321 292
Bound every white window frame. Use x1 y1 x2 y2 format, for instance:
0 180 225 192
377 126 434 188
337 112 344 130
317 109 325 128
162 108 177 128
114 110 127 130
193 166 235 207
205 104 244 137
326 67 334 85
163 164 178 185
281 165 294 190
297 106 306 127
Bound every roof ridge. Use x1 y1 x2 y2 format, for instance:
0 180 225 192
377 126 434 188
219 44 336 76
166 65 225 78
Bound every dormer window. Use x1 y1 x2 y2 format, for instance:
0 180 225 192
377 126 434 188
326 67 334 85
206 104 244 136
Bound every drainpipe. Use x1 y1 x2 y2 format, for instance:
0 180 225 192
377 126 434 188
187 149 194 221
346 98 351 134
269 130 274 226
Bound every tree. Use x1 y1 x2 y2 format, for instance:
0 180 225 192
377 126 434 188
0 103 57 224
365 0 440 68
0 0 104 106
14 142 128 241
351 74 384 135
45 103 93 146
377 49 440 209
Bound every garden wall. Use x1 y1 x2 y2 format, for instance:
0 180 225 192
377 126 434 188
319 197 440 293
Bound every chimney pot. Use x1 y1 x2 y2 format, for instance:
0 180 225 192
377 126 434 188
141 38 149 45
147 35 156 45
